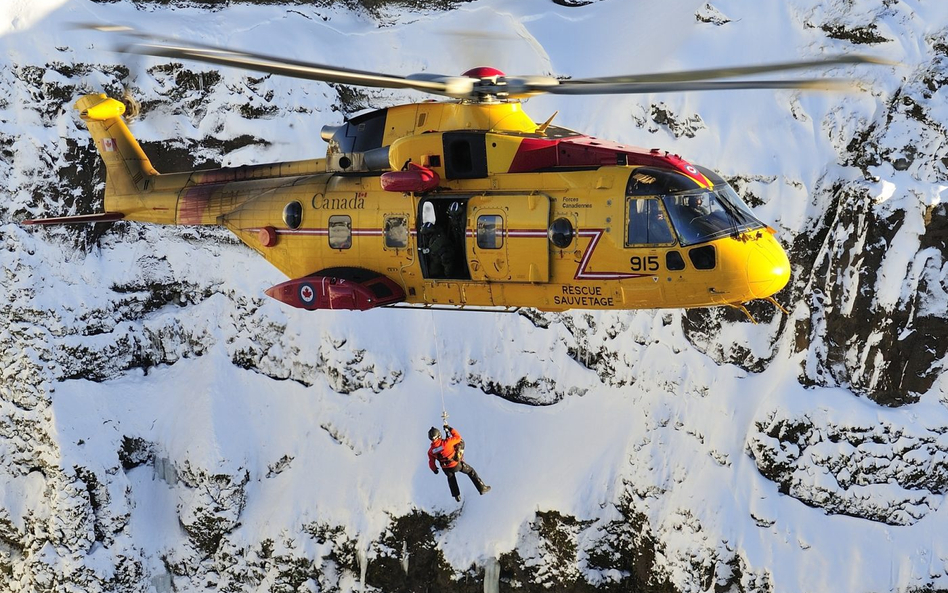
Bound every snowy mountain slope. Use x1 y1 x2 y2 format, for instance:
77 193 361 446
1 0 947 591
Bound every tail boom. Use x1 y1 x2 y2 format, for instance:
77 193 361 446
25 94 324 229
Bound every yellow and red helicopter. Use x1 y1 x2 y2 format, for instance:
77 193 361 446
24 31 884 315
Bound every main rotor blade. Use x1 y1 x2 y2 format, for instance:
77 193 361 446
118 41 476 98
91 23 887 101
568 55 893 85
542 78 860 95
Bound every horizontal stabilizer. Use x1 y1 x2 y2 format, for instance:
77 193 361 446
22 213 125 225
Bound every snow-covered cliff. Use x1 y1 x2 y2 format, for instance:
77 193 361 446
1 1 947 591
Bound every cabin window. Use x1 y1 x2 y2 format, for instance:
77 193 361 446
328 215 352 249
283 201 303 229
549 217 574 249
476 215 504 249
384 215 409 249
689 245 716 270
666 251 686 271
626 197 674 246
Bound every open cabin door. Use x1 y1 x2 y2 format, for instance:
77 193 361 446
466 193 550 283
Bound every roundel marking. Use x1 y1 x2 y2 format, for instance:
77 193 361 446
685 165 698 175
299 282 316 305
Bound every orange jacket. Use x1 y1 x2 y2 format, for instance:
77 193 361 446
428 427 462 470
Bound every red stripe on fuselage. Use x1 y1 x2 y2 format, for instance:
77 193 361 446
243 227 383 236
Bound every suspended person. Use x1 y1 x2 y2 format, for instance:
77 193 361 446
427 424 490 501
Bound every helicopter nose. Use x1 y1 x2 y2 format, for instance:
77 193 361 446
746 234 791 299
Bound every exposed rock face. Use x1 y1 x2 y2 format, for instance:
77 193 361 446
791 189 946 405
695 3 732 26
748 411 948 525
176 464 250 556
165 494 686 592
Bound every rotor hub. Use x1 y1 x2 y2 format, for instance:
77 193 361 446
460 67 511 103
462 67 505 79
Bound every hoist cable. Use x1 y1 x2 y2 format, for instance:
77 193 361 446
429 310 449 424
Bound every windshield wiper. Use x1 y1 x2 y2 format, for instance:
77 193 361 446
715 190 750 237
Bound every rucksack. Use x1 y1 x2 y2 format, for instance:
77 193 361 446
437 439 464 465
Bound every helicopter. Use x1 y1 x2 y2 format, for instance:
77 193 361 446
24 29 886 316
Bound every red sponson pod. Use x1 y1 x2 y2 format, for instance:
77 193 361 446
380 163 440 193
265 270 406 311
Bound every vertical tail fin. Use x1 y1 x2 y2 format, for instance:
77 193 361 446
76 94 158 197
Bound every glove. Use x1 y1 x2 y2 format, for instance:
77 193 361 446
432 468 439 475
444 425 453 434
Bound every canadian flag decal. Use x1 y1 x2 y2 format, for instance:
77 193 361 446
102 138 117 152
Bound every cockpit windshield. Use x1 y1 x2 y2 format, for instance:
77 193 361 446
661 184 764 246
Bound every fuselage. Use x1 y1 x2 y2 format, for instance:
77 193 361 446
86 95 790 312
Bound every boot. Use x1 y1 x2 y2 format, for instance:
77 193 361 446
469 470 489 495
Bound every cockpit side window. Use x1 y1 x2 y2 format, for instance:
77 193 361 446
625 197 675 246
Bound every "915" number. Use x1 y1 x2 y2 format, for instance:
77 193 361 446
630 255 660 272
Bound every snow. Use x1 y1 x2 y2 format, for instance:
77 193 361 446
2 0 948 592
0 0 68 37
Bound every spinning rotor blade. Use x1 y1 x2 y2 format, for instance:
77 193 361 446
79 24 477 98
498 55 888 97
84 23 888 102
566 55 892 85
119 41 476 98
538 78 860 95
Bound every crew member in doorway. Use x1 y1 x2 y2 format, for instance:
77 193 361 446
427 424 490 501
421 221 458 278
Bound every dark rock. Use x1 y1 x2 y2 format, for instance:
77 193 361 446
118 436 155 471
365 510 460 592
695 3 731 25
790 184 947 404
820 22 890 45
468 375 563 405
177 465 250 557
